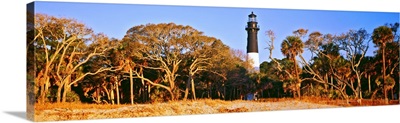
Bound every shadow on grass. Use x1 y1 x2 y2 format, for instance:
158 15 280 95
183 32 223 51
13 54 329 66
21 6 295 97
4 111 27 121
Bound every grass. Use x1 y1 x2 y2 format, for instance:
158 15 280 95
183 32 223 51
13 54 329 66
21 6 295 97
34 102 125 112
32 98 399 122
257 97 400 106
33 99 232 121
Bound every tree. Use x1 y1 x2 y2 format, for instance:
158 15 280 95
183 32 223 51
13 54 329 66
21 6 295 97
260 61 280 81
101 39 127 104
280 34 305 98
336 29 370 103
384 22 400 103
306 33 340 96
33 14 120 103
123 23 227 101
259 61 285 98
181 35 219 100
372 26 394 104
266 30 304 98
302 30 373 103
204 40 241 100
360 56 378 94
34 13 65 103
118 38 143 104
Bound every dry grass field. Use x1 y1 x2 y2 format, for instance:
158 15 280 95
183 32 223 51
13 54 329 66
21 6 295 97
32 97 400 122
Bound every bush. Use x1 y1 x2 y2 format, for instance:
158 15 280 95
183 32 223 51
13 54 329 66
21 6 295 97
328 90 340 99
150 87 168 103
363 91 373 99
65 91 80 102
46 88 58 102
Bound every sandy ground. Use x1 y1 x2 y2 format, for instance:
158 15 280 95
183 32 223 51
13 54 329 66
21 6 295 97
34 100 341 121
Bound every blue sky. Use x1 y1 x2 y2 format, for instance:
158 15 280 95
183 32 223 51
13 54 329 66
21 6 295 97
34 1 399 64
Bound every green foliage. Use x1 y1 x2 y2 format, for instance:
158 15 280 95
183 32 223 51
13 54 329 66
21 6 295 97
375 75 395 88
150 87 169 102
327 90 341 99
46 88 58 102
363 90 373 99
65 91 80 103
372 26 394 46
281 36 304 58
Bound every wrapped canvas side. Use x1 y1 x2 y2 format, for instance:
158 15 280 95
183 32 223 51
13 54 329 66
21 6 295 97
26 2 35 121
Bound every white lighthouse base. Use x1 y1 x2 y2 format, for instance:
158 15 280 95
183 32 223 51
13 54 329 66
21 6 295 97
247 52 260 71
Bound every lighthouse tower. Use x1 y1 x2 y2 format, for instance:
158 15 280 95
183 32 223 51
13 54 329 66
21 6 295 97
245 12 260 71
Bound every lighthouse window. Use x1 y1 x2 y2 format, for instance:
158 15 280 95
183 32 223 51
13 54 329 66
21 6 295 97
249 17 256 22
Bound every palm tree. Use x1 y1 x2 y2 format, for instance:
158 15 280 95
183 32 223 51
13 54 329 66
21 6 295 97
372 26 394 104
281 36 304 98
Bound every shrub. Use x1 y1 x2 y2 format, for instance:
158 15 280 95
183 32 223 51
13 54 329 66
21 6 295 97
328 90 340 99
65 91 80 102
150 87 168 103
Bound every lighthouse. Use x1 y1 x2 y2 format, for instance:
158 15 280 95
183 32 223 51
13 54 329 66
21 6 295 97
245 12 260 71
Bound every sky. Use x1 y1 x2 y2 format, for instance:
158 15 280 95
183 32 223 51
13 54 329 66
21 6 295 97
34 1 399 64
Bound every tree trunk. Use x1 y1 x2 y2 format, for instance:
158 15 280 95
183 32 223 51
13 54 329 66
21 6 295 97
324 74 328 91
183 76 191 101
96 88 101 103
168 89 175 101
102 85 110 102
62 84 70 103
351 80 354 91
310 83 314 96
341 84 347 98
331 76 334 90
297 83 301 99
39 77 50 103
141 85 144 103
39 83 46 103
223 85 226 100
44 78 50 102
115 80 120 105
357 77 363 105
148 85 151 102
56 83 63 103
382 45 388 104
293 57 301 99
129 68 134 105
61 77 71 103
368 75 371 92
191 76 196 100
38 71 51 104
110 84 115 105
371 88 380 100
208 82 211 99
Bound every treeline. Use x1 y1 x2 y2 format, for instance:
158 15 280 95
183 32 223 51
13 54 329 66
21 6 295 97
27 13 399 105
27 13 257 104
261 24 399 104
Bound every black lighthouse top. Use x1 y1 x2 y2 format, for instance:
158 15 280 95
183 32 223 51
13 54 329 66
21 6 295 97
245 12 260 53
248 12 257 22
